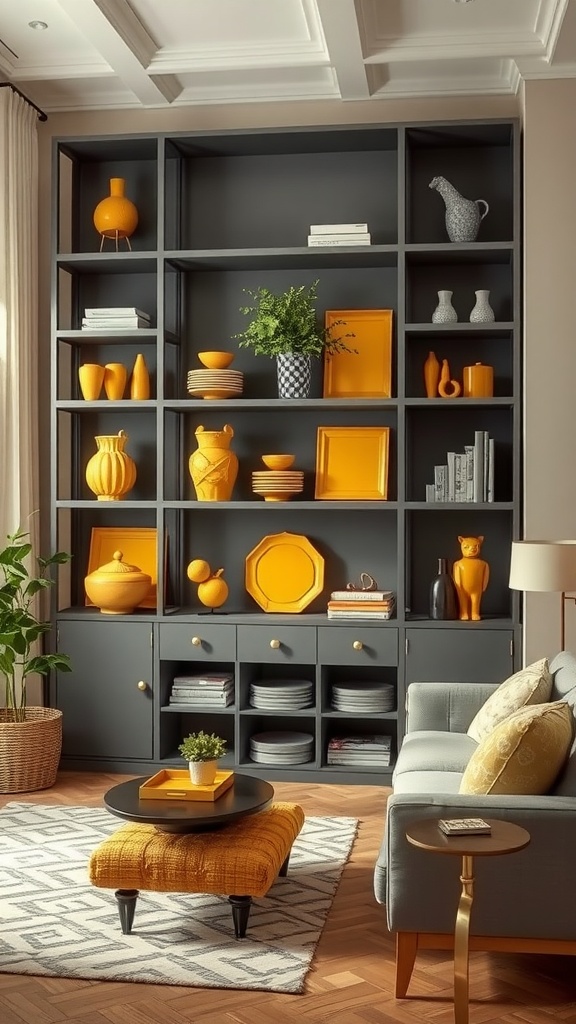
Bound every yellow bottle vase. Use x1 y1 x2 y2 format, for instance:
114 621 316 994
130 353 150 399
85 430 137 501
188 424 238 501
93 177 138 242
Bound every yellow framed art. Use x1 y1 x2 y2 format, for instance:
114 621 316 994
86 527 160 609
323 309 393 398
314 426 390 500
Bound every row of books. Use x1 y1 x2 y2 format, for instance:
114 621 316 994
81 306 152 330
307 222 371 247
425 430 495 503
168 673 234 707
327 734 392 766
327 588 395 620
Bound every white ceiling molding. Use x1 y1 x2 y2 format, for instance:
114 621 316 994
534 0 571 57
316 0 371 99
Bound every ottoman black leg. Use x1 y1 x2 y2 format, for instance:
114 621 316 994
228 895 252 939
278 850 291 877
115 889 139 934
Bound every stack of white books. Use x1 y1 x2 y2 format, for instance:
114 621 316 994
425 430 495 503
307 223 371 247
169 673 234 707
81 306 151 330
327 734 392 767
327 588 396 620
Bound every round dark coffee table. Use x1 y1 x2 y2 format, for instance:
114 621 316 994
104 772 274 833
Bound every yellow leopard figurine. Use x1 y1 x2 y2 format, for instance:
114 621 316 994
452 535 489 621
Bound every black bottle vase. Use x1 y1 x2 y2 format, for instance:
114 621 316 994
429 557 459 620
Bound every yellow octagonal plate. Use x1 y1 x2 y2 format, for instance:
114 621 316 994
245 532 325 613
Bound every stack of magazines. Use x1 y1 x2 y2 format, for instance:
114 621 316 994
169 673 234 707
327 734 392 767
327 588 396 619
81 306 151 330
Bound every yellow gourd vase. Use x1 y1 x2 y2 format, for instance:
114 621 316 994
85 430 137 501
188 424 238 502
93 178 138 249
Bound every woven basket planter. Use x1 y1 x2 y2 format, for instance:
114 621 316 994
0 707 63 793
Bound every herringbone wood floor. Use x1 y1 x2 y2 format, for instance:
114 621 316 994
0 773 574 1024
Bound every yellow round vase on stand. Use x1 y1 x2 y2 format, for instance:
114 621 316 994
93 177 138 251
85 429 137 501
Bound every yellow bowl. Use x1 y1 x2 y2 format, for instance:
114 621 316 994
261 454 295 470
198 351 235 370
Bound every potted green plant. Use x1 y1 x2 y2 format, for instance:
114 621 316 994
234 279 355 398
0 528 72 793
179 730 227 785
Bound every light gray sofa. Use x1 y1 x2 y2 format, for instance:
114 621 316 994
374 650 576 996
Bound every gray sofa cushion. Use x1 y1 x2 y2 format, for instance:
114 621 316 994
392 770 463 795
550 682 576 795
549 650 576 698
394 731 477 776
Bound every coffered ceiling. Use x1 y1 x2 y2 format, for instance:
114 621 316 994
0 0 574 115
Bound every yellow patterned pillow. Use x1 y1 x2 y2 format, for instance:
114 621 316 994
467 658 552 742
460 701 573 795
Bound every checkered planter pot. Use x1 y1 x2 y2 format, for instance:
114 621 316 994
276 354 311 399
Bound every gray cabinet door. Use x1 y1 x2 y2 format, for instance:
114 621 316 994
56 620 153 759
405 629 514 683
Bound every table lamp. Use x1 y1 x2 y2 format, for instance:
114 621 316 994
509 540 576 650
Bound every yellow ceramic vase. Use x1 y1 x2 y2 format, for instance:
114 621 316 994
85 429 137 501
93 177 138 245
130 353 150 399
104 363 127 400
189 424 238 502
78 363 105 401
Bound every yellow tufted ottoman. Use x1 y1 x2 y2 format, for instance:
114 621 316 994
89 801 304 939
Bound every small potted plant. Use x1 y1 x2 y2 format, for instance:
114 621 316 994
178 730 227 785
0 528 72 793
234 279 355 398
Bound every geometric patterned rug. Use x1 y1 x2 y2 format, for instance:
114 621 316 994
0 803 358 993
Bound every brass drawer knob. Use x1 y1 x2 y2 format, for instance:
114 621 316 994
270 639 281 649
137 680 148 691
353 640 363 651
191 636 202 647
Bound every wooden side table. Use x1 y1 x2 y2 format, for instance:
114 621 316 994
405 818 530 1024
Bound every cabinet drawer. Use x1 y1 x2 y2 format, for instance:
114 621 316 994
405 629 514 683
237 625 316 663
318 626 398 666
159 623 236 661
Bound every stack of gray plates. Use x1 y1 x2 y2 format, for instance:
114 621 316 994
331 682 395 713
249 730 314 764
249 679 314 710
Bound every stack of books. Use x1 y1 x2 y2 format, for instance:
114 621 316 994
327 588 396 620
169 673 234 707
307 223 371 247
327 734 392 767
81 306 151 330
425 429 495 503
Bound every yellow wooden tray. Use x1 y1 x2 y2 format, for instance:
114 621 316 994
314 426 390 500
86 527 160 609
323 309 393 398
245 531 325 613
139 769 234 801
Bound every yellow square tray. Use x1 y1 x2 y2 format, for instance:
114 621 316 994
139 769 234 801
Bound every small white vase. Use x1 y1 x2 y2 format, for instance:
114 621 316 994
469 289 495 323
432 290 458 324
189 760 218 785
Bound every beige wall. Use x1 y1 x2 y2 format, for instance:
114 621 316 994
523 80 576 661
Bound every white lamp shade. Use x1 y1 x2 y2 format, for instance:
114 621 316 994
509 540 576 593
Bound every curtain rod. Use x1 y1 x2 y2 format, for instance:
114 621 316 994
0 82 47 122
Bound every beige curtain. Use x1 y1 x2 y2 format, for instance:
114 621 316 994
0 88 39 547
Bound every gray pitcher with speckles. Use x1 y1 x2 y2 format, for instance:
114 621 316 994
429 176 489 242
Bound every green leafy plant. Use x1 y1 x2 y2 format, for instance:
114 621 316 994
0 529 72 722
178 730 227 763
234 280 356 358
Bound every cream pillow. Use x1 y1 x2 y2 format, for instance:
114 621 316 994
467 658 552 742
460 701 574 795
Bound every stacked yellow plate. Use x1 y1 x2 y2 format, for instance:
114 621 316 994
252 455 303 502
187 369 244 400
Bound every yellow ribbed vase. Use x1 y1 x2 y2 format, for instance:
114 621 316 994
85 430 137 501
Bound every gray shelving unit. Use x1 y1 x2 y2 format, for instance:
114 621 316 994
49 119 522 782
